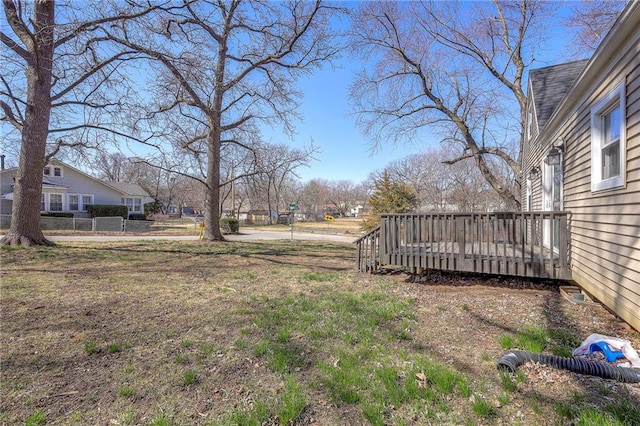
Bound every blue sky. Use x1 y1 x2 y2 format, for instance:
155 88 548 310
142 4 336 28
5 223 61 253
267 64 447 183
261 59 424 184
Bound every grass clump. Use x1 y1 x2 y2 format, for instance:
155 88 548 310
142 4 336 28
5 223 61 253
499 334 514 350
84 341 100 355
199 342 216 358
183 369 198 385
555 394 640 425
278 375 308 424
119 385 135 398
498 326 550 353
472 396 497 419
516 326 548 353
215 401 270 426
212 378 306 425
25 410 46 426
303 271 337 282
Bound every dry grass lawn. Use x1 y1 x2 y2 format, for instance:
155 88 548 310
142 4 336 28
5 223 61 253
1 240 639 426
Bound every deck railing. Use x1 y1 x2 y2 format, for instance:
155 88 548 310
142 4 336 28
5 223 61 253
357 212 571 279
355 225 381 272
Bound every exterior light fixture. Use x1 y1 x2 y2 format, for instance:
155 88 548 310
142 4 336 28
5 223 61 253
529 166 540 178
545 146 562 166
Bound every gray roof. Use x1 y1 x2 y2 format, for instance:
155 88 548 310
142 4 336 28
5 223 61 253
106 182 150 197
529 59 588 130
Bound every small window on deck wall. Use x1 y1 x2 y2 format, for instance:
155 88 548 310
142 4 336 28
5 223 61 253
591 82 626 192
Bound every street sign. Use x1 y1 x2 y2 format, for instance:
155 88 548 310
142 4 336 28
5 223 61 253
289 203 297 210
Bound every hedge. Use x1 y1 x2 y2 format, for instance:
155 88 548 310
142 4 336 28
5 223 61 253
220 217 239 233
41 212 74 218
86 204 129 219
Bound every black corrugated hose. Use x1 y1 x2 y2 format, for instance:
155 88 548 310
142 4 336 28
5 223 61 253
497 350 640 383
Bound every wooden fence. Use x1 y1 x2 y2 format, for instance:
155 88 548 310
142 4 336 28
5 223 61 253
356 212 571 279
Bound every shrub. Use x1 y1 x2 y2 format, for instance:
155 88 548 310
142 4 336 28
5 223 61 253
220 217 239 233
144 200 162 215
86 204 129 219
128 214 148 221
41 212 74 218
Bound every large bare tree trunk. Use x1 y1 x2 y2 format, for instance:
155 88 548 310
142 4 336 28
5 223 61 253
204 124 225 241
1 0 55 247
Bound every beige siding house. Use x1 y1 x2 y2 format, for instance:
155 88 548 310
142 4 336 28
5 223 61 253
523 3 640 331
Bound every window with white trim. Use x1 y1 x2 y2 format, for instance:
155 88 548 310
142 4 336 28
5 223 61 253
43 165 63 178
527 105 534 140
69 195 79 211
68 194 93 211
591 82 626 192
49 193 63 211
526 178 532 211
122 197 143 213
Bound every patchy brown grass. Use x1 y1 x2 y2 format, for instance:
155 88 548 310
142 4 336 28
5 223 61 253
1 240 639 426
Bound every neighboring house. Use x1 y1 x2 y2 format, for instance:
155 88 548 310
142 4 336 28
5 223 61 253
522 2 640 330
0 159 154 218
349 204 364 217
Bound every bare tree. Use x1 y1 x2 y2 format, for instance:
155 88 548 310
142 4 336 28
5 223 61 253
563 0 626 58
382 149 453 211
105 0 343 240
0 0 158 246
245 142 318 223
381 146 505 212
297 178 331 220
326 180 357 217
349 1 559 210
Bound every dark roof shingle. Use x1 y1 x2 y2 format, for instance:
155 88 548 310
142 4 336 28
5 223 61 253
530 59 588 130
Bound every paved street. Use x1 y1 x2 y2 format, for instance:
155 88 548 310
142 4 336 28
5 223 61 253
31 227 359 244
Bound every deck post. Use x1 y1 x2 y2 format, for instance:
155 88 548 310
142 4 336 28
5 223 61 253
456 215 466 265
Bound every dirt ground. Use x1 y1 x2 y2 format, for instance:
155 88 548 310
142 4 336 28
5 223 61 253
397 269 640 412
1 240 639 425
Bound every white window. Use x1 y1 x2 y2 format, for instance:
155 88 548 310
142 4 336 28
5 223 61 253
68 194 93 211
49 194 63 211
122 197 143 213
591 82 626 192
42 165 63 178
69 195 79 211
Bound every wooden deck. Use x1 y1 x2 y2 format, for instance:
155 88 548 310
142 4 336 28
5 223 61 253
356 212 571 279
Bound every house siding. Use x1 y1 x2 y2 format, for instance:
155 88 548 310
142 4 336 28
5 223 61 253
522 3 640 331
561 29 640 331
47 165 124 206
